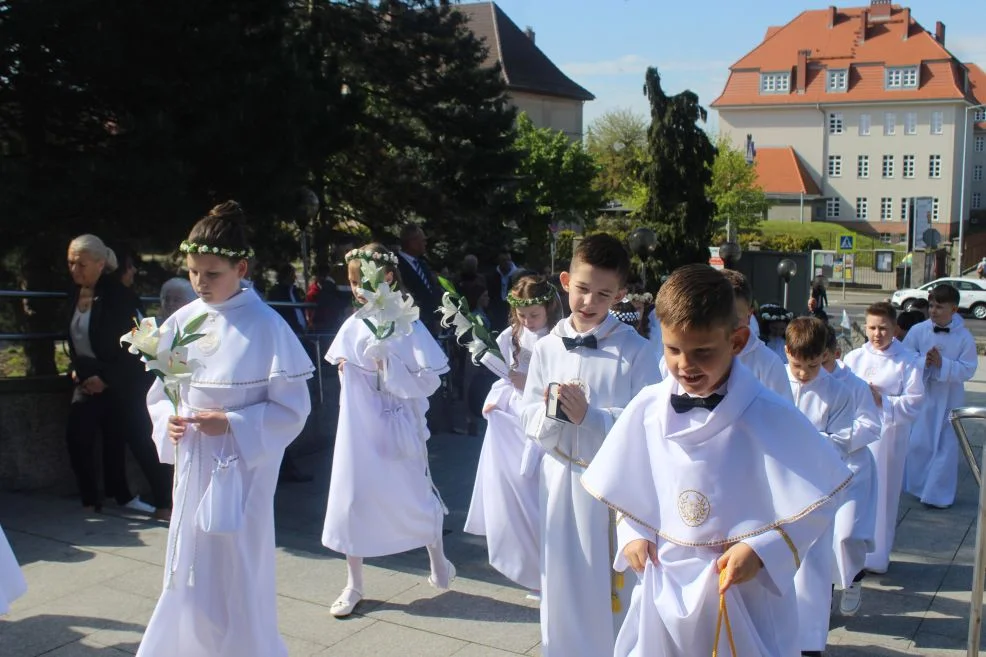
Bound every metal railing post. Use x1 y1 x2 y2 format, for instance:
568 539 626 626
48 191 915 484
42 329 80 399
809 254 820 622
950 407 986 657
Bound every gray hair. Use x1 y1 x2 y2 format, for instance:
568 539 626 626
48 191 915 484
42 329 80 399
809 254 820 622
158 277 197 322
68 234 119 272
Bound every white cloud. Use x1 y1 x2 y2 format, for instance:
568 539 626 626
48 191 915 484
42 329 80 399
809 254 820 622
562 55 730 78
950 34 986 70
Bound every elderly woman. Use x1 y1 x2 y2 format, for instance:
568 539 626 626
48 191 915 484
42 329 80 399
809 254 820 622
157 277 197 324
66 234 172 518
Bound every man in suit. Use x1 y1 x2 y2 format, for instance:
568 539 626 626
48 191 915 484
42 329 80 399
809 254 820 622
397 224 440 334
485 250 519 333
267 263 307 335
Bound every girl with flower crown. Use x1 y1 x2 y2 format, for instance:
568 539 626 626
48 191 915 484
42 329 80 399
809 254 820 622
321 243 454 618
136 202 315 657
464 275 561 594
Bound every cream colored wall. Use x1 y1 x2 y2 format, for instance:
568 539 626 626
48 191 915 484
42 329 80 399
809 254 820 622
511 91 585 141
719 108 826 183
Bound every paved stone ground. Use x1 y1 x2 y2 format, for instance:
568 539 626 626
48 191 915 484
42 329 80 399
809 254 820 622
4 361 986 656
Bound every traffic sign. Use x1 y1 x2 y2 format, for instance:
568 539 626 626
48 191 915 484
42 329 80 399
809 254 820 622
839 234 855 251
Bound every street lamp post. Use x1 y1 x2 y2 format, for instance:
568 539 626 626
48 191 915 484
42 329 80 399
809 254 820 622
958 103 986 275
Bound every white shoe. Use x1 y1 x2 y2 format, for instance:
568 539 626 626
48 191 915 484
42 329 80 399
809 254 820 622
427 559 456 590
329 587 362 618
124 497 156 514
840 581 863 616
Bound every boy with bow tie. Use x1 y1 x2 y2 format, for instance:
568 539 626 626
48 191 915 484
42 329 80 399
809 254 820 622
521 234 660 657
581 265 850 657
902 284 977 509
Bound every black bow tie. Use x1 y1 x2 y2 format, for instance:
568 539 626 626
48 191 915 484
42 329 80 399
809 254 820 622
562 335 598 351
670 393 724 414
933 326 950 334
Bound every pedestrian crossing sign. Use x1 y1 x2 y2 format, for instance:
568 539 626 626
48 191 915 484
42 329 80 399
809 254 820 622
839 235 854 251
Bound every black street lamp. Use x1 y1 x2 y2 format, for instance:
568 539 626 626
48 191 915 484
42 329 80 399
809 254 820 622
293 186 320 289
777 258 797 309
628 227 657 287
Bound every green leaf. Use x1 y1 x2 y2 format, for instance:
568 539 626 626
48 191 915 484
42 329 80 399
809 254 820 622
438 276 459 296
362 318 377 335
177 332 207 346
183 313 209 335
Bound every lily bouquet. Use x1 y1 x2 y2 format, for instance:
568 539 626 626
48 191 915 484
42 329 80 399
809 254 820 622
354 258 420 340
436 277 509 379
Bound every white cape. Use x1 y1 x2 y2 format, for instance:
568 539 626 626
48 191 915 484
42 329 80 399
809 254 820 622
0 524 26 615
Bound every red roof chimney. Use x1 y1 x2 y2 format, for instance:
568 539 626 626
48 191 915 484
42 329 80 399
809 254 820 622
828 6 837 29
796 49 809 94
869 0 892 21
902 8 911 40
859 9 869 43
935 21 946 45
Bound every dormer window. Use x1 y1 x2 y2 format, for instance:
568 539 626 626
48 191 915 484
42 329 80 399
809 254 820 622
975 109 986 122
885 66 918 89
827 69 848 92
760 72 790 94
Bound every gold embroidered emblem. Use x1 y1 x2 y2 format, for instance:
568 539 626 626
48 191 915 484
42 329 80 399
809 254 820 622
677 490 711 527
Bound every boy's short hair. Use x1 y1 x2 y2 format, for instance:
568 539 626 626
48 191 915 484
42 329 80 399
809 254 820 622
785 317 828 360
656 264 736 331
865 301 897 323
720 269 753 306
897 310 924 332
911 298 929 312
928 283 960 305
823 323 839 352
571 234 631 286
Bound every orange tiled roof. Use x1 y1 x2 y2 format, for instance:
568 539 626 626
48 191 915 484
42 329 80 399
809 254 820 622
968 63 986 130
712 4 974 108
754 147 822 196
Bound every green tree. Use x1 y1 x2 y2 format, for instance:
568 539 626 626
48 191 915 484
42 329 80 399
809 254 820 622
639 67 717 273
513 113 604 266
708 136 770 235
586 108 649 214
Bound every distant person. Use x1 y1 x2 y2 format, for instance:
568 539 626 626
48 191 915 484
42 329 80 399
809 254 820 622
397 224 440 334
977 256 986 279
457 254 480 286
157 278 197 324
910 298 929 319
811 275 829 312
305 264 348 333
894 310 924 342
267 263 307 334
486 251 520 332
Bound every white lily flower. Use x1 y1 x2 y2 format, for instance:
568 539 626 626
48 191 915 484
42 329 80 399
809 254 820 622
392 294 420 336
451 313 473 341
359 259 385 289
146 346 203 382
464 337 488 363
120 317 161 358
438 293 460 328
353 281 401 322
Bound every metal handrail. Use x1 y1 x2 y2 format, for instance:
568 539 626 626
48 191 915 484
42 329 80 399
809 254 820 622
0 288 316 309
949 406 986 657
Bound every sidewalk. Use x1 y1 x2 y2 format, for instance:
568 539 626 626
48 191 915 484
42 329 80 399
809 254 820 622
3 363 986 656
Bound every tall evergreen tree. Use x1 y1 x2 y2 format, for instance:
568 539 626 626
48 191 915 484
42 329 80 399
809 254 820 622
639 67 717 273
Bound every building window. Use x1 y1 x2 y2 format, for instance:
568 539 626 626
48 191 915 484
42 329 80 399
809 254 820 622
856 197 869 220
886 66 918 89
974 109 986 122
929 154 942 178
826 198 840 218
828 155 843 177
933 198 940 222
977 136 985 153
899 233 908 244
901 198 909 221
884 112 896 136
974 193 983 210
859 113 871 136
881 197 893 221
828 69 848 92
931 111 944 134
904 112 917 135
829 112 844 135
975 165 984 182
881 233 892 244
882 155 895 178
903 154 915 178
760 72 790 94
857 155 869 178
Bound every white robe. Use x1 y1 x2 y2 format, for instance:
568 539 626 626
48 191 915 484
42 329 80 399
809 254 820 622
829 362 881 588
521 314 661 657
788 367 854 652
322 316 449 557
766 336 788 363
646 308 663 357
464 327 546 590
138 288 314 657
843 340 924 573
581 361 850 657
902 316 978 507
0 524 26 615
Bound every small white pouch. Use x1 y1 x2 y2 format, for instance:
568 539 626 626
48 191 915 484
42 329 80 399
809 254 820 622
195 431 244 534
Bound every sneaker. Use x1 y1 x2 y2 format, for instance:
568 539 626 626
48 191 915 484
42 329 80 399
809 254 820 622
124 496 156 514
840 581 863 616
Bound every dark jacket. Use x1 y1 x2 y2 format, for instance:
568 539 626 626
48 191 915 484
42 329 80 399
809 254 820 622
67 276 148 391
267 283 307 335
397 253 440 333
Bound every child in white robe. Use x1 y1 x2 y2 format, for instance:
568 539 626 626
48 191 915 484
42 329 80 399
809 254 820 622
821 324 881 616
0 524 26 615
137 202 315 657
759 303 793 364
464 275 560 592
784 317 855 656
581 264 850 657
322 243 453 618
521 235 661 657
843 302 924 573
902 284 977 509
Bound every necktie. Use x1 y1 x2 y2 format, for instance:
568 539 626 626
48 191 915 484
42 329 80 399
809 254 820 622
933 326 950 334
670 393 724 414
410 257 432 293
562 335 598 351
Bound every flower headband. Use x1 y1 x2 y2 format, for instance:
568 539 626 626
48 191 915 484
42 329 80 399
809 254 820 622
345 248 398 266
507 284 557 308
626 292 653 304
179 241 254 259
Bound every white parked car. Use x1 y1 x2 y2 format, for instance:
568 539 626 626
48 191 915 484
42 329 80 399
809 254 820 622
890 277 986 320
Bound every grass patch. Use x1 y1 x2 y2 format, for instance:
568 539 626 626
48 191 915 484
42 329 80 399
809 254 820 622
759 221 907 252
0 343 72 378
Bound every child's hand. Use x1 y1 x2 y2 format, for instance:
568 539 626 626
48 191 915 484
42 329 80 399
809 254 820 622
623 539 658 574
508 370 527 391
191 411 230 436
869 383 883 408
716 542 763 593
168 416 189 444
926 347 941 368
483 402 497 415
559 383 589 425
337 358 346 372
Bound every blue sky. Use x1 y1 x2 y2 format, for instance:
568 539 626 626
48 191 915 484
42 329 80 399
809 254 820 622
490 0 986 135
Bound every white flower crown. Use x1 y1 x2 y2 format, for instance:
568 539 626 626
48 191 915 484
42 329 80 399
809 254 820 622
179 241 255 259
626 292 653 304
345 248 398 266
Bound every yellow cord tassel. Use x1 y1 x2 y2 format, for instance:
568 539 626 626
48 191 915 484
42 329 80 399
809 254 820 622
713 569 737 657
613 571 624 590
611 592 622 614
